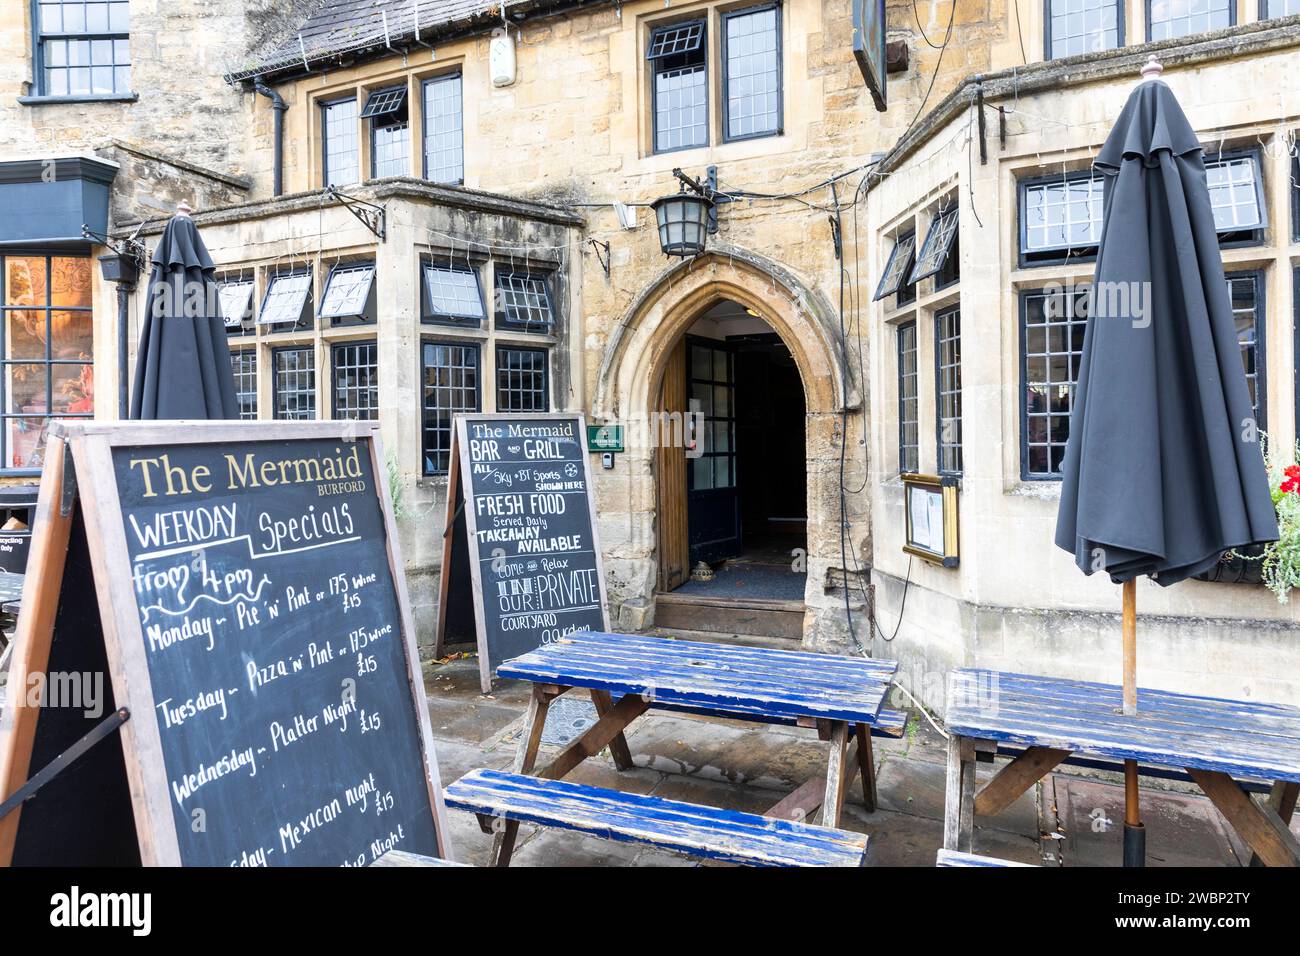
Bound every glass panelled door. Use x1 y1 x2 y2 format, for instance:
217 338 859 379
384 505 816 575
687 338 741 563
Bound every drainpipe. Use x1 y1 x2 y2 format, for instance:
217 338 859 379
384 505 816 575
117 280 131 417
96 249 140 418
254 78 287 197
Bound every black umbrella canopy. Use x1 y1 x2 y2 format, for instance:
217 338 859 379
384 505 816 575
129 206 239 420
1054 75 1277 586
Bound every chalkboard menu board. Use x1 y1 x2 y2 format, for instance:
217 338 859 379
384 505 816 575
437 414 608 693
1 422 450 867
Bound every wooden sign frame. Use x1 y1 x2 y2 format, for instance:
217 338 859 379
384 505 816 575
902 472 960 568
0 420 451 866
435 413 610 694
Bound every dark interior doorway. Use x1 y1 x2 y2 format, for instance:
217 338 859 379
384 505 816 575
735 332 806 551
671 308 806 601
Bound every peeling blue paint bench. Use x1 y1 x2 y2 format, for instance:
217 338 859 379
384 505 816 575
936 848 1035 867
944 669 1300 867
446 769 869 867
467 631 896 865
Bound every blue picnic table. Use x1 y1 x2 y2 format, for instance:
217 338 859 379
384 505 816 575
944 669 1300 867
445 631 900 866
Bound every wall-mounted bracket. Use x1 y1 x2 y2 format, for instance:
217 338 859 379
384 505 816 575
672 166 732 235
81 224 147 267
326 186 387 241
588 238 611 277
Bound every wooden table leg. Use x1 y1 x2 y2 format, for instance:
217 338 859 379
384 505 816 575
974 746 1070 817
1188 769 1300 868
590 688 634 771
821 722 851 828
944 735 977 852
492 685 553 867
855 724 877 813
768 721 873 823
537 693 650 781
1249 781 1299 867
765 777 826 823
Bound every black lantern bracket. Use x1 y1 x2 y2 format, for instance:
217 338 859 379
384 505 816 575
82 223 147 285
672 165 731 234
326 185 387 241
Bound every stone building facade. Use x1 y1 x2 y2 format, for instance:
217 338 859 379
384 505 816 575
109 179 586 636
0 0 305 493
204 0 903 649
864 15 1300 708
0 0 301 219
5 0 1298 709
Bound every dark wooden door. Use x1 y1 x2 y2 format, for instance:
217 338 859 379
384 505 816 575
687 338 741 564
657 338 690 591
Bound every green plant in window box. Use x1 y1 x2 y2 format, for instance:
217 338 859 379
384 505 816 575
1229 436 1300 603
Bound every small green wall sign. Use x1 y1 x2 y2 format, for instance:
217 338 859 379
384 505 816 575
587 424 624 453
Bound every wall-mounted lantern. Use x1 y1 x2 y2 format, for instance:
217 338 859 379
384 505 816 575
652 167 723 257
97 251 140 286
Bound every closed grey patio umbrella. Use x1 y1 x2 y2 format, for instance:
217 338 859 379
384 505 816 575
130 202 239 420
1054 58 1277 864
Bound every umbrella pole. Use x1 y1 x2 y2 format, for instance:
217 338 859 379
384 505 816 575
1121 578 1145 865
1122 578 1137 714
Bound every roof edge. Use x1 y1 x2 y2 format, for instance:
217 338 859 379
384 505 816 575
225 0 615 86
867 15 1300 190
112 178 586 238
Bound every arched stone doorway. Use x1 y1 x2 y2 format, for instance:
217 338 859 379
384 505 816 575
593 246 867 650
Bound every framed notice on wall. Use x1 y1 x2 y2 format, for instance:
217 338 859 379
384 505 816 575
902 473 959 568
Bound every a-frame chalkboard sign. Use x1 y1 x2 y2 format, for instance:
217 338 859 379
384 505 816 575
435 413 609 693
0 421 451 866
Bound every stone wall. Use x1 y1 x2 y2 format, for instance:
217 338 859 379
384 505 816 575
0 0 298 222
41 0 1299 696
229 0 944 648
864 35 1300 710
102 183 585 646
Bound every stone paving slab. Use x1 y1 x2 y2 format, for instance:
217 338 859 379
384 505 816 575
874 751 1041 837
1053 774 1241 867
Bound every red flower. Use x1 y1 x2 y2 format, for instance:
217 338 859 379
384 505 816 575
1283 465 1300 494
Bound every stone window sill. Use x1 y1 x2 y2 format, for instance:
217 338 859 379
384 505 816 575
1008 480 1062 500
18 93 138 106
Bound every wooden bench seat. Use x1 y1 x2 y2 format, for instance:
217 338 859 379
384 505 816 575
936 848 1035 867
445 768 869 867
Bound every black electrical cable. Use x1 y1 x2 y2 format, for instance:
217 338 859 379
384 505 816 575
912 0 946 49
1013 0 1028 65
864 0 958 191
840 170 871 497
714 162 878 209
872 557 913 643
830 180 861 652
